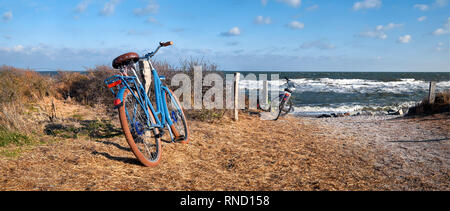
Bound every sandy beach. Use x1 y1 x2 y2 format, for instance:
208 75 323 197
308 114 449 190
0 98 448 191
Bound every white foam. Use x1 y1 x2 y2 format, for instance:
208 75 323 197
239 78 450 94
292 101 419 115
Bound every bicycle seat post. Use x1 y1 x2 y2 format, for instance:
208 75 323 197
130 63 142 86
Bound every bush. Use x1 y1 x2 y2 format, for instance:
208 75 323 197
55 66 115 107
0 66 55 132
407 91 450 116
0 65 53 105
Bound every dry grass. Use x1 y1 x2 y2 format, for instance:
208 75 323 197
407 91 450 116
0 66 56 133
3 98 445 191
54 66 115 107
0 65 54 104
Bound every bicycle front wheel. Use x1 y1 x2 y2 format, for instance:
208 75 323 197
164 88 189 144
274 98 293 121
118 89 162 167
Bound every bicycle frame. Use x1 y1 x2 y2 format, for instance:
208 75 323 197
104 62 175 131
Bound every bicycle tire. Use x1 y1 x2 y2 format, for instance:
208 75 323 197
164 89 189 144
281 99 293 115
118 89 162 167
274 99 293 121
274 100 285 121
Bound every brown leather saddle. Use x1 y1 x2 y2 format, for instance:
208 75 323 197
112 52 140 69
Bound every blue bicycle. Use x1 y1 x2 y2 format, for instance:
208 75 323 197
105 41 189 167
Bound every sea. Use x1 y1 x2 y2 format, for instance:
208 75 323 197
232 71 450 116
39 71 450 116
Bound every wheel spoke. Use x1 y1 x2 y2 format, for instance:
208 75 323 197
122 89 160 164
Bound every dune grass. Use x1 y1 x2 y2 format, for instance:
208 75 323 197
407 91 450 116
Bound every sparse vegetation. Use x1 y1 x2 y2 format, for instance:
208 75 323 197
0 127 31 147
55 65 115 107
0 66 55 133
407 91 450 116
0 65 53 105
0 58 225 147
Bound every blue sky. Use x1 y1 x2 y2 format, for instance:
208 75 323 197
0 0 449 72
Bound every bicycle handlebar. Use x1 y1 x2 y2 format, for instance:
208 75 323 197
284 77 296 88
160 41 173 47
141 41 174 60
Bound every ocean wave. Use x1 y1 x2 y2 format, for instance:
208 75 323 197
291 101 418 115
239 78 450 94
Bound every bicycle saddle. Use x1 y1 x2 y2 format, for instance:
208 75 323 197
112 52 140 69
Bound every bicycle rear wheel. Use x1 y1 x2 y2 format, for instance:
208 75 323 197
118 89 162 167
164 89 189 144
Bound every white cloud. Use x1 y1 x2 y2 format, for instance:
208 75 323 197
2 11 12 21
435 42 449 52
433 28 447 35
353 0 382 11
413 1 448 11
100 0 120 16
306 4 319 11
13 45 24 52
436 42 444 51
227 42 239 46
75 0 90 13
1 45 25 53
433 0 449 8
261 0 268 6
254 16 272 24
358 22 402 40
359 30 387 39
133 0 159 16
287 21 304 29
145 17 158 24
397 35 412 44
413 4 429 11
376 22 403 31
276 0 302 8
432 17 450 35
221 27 241 36
300 40 335 50
0 44 125 70
417 16 427 22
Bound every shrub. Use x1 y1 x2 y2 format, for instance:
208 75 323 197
0 65 53 105
55 66 115 107
406 91 450 116
0 66 54 132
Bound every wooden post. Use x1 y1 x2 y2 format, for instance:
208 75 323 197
234 72 240 121
428 81 436 104
263 80 269 109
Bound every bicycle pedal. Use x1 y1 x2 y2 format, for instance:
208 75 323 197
173 135 185 143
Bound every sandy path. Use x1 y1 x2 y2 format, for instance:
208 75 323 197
308 114 450 190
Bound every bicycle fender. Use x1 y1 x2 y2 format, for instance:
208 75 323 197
114 87 127 108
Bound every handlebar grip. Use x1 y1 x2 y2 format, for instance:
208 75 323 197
160 41 173 47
